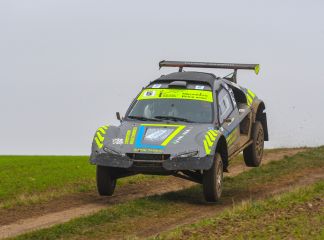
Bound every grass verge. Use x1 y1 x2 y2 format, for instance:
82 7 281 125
10 146 324 240
156 181 324 240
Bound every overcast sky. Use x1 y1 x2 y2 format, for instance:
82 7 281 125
0 0 323 155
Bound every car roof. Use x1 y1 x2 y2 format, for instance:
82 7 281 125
149 71 249 93
153 71 219 88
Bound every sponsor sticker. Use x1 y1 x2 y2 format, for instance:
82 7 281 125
172 128 192 144
143 90 156 97
144 128 173 142
138 89 213 102
133 148 163 153
152 84 162 88
195 85 205 90
112 138 124 145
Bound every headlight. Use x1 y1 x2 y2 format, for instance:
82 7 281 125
176 150 198 158
103 147 121 155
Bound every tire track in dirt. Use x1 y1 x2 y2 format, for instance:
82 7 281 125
0 178 195 239
0 148 307 239
140 170 324 239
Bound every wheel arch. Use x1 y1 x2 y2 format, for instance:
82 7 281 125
215 135 229 172
254 101 269 141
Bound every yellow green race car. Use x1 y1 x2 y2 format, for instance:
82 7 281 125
90 61 269 202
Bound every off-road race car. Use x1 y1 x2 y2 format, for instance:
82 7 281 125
90 61 268 202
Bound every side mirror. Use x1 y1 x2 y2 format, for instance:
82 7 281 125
116 112 122 121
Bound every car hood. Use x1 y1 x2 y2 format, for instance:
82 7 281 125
91 121 220 158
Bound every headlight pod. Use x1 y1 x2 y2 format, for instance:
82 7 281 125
103 147 121 155
176 150 198 158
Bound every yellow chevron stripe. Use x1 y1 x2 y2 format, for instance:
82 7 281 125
96 132 104 142
209 130 218 137
229 134 238 145
226 131 235 142
205 134 214 148
203 129 219 155
130 127 137 144
124 130 131 144
98 127 106 134
207 131 216 141
247 89 256 98
226 128 239 145
203 139 211 155
95 137 103 148
247 94 253 106
227 136 235 146
93 125 109 149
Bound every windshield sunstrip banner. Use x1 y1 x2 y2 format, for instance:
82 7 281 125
137 89 213 102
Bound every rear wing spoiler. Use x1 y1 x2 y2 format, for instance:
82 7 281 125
159 60 260 83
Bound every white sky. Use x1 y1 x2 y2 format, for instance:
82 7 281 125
0 0 323 155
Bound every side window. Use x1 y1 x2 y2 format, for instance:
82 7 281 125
228 88 237 107
218 88 234 123
222 82 237 107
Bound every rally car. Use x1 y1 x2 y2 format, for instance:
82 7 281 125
90 61 268 202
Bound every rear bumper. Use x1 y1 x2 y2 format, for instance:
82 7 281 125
90 153 214 171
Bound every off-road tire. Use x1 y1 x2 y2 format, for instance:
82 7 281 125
96 165 116 196
203 153 223 202
243 121 264 167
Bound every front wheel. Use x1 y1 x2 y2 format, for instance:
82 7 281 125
243 121 264 167
96 166 116 196
203 153 223 202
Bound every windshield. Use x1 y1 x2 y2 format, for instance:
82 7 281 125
127 99 213 123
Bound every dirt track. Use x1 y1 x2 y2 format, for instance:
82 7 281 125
141 170 324 239
0 148 308 239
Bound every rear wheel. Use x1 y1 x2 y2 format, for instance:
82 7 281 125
96 165 116 196
203 153 223 202
243 121 264 167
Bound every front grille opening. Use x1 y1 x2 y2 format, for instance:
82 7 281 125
132 161 163 168
126 153 170 161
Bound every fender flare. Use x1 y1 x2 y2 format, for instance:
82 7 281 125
252 100 269 141
91 124 120 150
204 132 229 171
214 135 229 171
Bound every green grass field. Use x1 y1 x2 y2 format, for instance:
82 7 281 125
10 147 324 240
0 155 159 208
157 180 324 240
0 156 92 208
0 148 295 209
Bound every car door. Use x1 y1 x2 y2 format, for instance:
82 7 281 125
217 84 240 156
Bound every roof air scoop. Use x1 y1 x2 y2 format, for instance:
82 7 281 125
168 81 187 89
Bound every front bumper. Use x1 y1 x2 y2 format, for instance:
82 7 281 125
90 152 214 171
